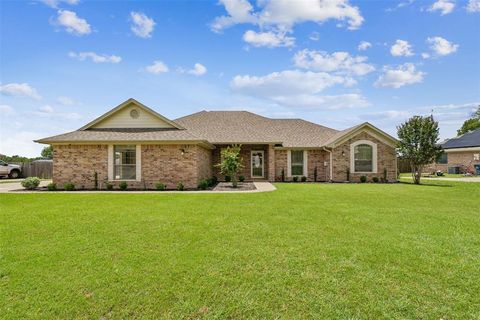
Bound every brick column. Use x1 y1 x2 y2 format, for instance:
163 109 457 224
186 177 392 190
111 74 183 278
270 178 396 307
268 144 275 182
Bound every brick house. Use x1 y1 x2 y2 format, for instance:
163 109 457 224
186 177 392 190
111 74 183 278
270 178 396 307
426 129 480 174
36 98 398 189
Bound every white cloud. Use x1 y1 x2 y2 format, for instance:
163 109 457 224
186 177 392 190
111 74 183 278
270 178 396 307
357 41 372 51
39 105 54 113
0 105 14 116
421 52 431 59
0 83 41 100
427 36 459 56
272 93 370 109
230 69 367 109
211 0 364 32
309 31 320 41
188 63 207 76
57 96 75 106
374 63 425 88
0 131 45 158
41 0 79 8
231 70 352 97
130 12 155 38
428 0 455 15
467 0 480 12
145 60 169 74
293 49 375 76
390 39 414 57
243 30 295 48
68 51 122 63
55 10 91 36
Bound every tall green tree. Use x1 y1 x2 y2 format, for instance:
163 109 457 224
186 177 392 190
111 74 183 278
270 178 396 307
217 145 244 188
457 106 480 136
41 145 53 159
397 115 443 184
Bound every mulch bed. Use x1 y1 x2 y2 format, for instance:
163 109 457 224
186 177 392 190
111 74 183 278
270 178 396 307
213 182 256 191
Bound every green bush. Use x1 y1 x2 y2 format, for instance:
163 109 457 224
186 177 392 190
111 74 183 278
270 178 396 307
119 181 128 191
64 182 75 191
360 176 367 183
93 171 98 190
301 176 307 182
225 175 231 182
177 182 184 191
239 175 245 182
105 182 113 190
198 179 208 190
372 177 379 183
281 169 285 182
207 176 218 187
155 182 166 191
47 183 57 191
293 176 298 182
21 177 40 190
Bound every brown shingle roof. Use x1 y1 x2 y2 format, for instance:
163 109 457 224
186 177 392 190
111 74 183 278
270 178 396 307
174 111 339 147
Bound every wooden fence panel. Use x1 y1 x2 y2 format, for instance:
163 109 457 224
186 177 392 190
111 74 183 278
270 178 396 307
12 161 53 179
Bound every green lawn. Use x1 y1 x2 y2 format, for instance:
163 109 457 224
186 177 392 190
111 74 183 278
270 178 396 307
1 182 479 319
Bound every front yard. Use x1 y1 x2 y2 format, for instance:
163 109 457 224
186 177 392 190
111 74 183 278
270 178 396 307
1 181 479 319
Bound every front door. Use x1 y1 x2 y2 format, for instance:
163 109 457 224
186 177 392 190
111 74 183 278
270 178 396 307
251 151 264 178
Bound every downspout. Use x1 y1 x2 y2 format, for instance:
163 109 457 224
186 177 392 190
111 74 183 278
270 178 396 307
322 147 333 182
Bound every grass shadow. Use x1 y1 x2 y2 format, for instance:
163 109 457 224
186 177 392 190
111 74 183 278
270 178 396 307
398 181 453 188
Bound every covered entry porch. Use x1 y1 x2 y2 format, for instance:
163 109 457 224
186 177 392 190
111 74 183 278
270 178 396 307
212 144 276 181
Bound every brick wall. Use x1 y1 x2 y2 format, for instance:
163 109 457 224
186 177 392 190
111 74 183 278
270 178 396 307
332 131 397 182
53 144 212 190
53 145 108 189
273 149 328 181
426 151 480 174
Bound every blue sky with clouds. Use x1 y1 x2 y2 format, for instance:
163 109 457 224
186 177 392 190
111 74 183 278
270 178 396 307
1 0 479 157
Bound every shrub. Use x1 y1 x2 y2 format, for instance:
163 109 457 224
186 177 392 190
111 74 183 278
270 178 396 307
293 176 298 182
281 169 285 182
301 176 307 182
239 175 245 182
155 182 166 191
346 168 350 182
314 166 318 182
383 167 388 182
360 176 367 183
372 177 379 183
225 175 231 182
198 179 208 190
177 182 184 191
64 182 75 191
21 177 41 190
207 176 217 187
216 144 243 188
105 182 113 190
119 181 128 191
47 183 57 191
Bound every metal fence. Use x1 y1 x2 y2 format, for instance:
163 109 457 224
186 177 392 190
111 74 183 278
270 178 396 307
12 161 53 179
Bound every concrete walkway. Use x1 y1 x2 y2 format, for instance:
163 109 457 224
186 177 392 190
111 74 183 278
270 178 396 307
400 177 480 183
0 181 276 193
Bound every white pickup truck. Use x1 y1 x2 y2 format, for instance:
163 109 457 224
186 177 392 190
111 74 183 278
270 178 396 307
0 160 21 178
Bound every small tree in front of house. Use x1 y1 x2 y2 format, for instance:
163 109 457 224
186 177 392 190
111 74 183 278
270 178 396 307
217 145 243 188
397 115 443 184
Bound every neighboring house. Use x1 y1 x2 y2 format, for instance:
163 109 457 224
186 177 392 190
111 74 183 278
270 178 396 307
427 129 480 174
36 98 398 189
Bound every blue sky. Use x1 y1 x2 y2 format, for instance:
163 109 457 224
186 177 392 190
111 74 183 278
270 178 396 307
1 0 479 157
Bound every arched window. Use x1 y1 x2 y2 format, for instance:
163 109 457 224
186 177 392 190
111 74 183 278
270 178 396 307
350 140 377 173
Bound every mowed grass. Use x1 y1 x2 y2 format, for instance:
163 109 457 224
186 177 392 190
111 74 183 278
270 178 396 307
1 182 479 319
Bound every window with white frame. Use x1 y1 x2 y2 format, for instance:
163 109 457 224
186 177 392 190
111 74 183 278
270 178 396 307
350 140 377 173
114 145 136 180
290 150 305 176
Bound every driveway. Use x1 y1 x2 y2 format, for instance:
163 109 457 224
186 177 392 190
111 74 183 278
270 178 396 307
0 180 51 192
